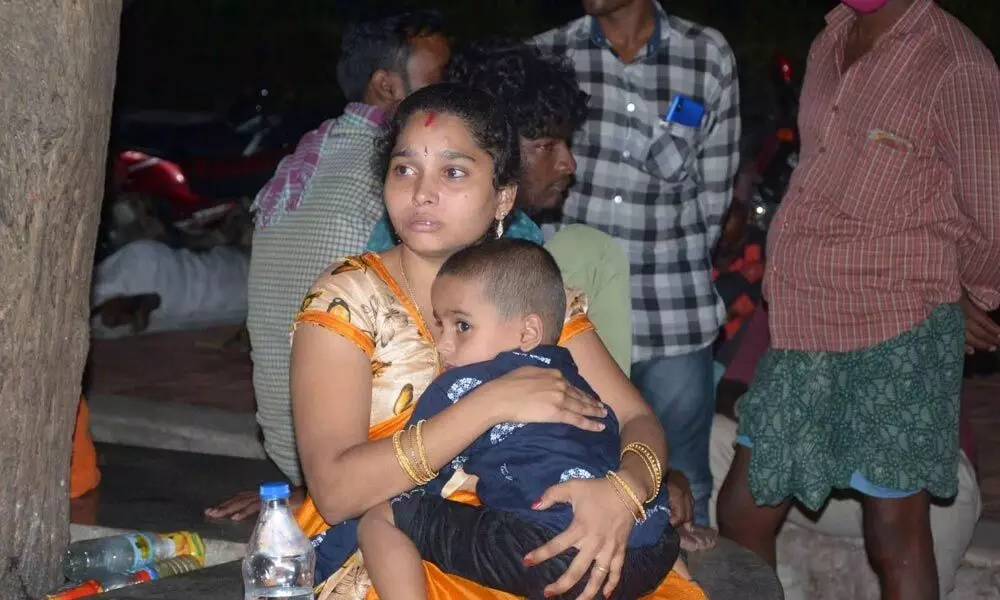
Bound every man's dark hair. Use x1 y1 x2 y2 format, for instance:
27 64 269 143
335 11 445 103
438 239 566 344
376 82 520 193
444 38 589 141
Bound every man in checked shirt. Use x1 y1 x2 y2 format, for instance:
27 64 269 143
717 0 1000 598
535 0 740 530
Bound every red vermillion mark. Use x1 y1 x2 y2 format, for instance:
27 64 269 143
424 111 436 127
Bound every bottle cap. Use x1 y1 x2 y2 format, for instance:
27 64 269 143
259 481 291 501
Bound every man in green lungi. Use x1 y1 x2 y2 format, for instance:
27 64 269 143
716 0 1000 598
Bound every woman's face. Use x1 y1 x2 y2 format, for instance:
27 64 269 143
384 111 515 260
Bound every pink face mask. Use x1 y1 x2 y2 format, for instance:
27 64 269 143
841 0 890 13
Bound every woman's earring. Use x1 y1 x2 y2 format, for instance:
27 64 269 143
495 216 505 239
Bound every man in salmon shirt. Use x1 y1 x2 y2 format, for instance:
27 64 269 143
716 1 1000 599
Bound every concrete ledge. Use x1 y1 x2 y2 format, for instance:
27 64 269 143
88 394 265 459
70 524 246 567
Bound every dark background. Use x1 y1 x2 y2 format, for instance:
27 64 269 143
116 0 998 119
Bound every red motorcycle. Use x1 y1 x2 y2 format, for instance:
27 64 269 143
115 150 237 234
101 92 305 255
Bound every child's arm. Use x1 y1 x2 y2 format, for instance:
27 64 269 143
357 502 427 600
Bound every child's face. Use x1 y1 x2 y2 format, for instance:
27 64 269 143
431 274 530 370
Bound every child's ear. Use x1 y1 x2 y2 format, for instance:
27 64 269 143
519 314 545 351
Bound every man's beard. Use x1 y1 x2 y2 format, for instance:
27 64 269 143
516 187 566 224
529 206 564 224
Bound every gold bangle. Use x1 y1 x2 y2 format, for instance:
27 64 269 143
403 426 421 476
398 429 427 485
403 425 433 485
605 473 644 522
608 471 646 521
621 443 662 503
621 442 662 481
606 474 640 521
607 471 645 520
414 420 439 482
634 455 661 503
392 430 425 485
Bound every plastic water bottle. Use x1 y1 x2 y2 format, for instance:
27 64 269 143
243 482 315 600
44 556 203 599
144 554 204 576
63 530 204 581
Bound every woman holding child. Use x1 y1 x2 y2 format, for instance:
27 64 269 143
290 84 704 599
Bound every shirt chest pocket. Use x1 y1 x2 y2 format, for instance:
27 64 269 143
836 129 921 222
643 121 701 186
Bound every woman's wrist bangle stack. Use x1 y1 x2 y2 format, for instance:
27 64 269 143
392 420 438 486
620 442 663 503
606 471 646 523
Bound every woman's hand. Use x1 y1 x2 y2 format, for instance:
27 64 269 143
523 476 635 599
472 366 608 431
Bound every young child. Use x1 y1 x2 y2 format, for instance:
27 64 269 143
356 240 681 600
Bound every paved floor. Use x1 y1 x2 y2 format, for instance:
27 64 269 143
87 325 254 413
72 443 280 542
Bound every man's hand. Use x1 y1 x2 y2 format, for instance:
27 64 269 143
205 485 306 521
960 290 1000 354
666 470 694 527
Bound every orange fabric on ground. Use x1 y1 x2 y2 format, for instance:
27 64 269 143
297 410 706 600
69 396 101 499
366 562 707 600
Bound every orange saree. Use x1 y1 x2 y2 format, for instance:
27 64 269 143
294 255 705 599
295 410 706 600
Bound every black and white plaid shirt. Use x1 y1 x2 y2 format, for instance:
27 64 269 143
535 2 740 362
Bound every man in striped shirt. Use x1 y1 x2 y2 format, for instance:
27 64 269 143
535 0 740 527
717 1 1000 598
206 12 449 519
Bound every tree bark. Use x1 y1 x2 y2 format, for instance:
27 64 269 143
0 2 121 598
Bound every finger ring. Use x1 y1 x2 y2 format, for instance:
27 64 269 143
593 565 609 573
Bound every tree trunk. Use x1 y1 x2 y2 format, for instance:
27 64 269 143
0 2 121 598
